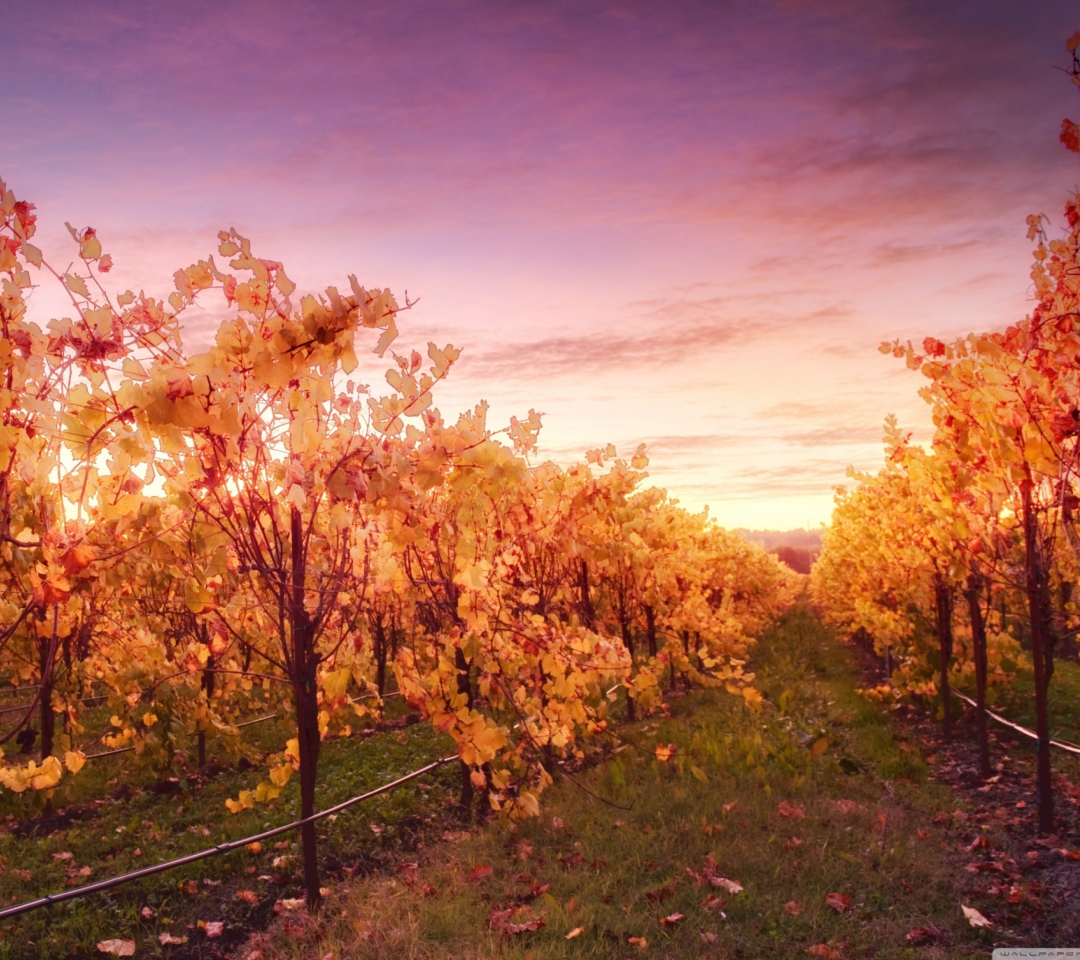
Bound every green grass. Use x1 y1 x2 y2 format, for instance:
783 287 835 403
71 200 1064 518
5 604 1071 958
0 698 458 959
250 606 997 960
977 655 1080 748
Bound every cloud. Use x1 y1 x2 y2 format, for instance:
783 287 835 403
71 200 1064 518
466 296 855 380
778 425 887 447
467 317 753 380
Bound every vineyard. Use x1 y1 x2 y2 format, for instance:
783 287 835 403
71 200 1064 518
0 171 800 957
3 28 1080 960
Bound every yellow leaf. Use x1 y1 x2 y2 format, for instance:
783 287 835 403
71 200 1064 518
269 764 293 787
64 273 91 299
64 750 86 774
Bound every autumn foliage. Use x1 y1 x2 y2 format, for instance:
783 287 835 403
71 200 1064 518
813 32 1080 835
0 179 797 904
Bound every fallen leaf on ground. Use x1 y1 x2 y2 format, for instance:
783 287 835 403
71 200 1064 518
905 925 943 945
628 936 648 948
200 921 224 938
565 926 584 939
701 894 725 912
488 906 545 934
468 864 494 884
825 892 852 913
807 945 842 959
97 942 135 957
701 931 719 943
660 913 685 928
777 801 805 820
159 933 189 945
552 816 565 830
645 882 678 903
236 890 259 903
961 904 992 927
274 898 305 913
784 900 802 915
723 800 737 814
833 800 859 814
782 837 804 851
655 744 676 762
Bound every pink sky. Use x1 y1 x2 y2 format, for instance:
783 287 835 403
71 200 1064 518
7 0 1079 528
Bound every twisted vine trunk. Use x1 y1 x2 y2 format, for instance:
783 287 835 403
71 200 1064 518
963 571 991 780
455 646 475 816
291 505 322 909
933 574 954 742
1021 481 1055 834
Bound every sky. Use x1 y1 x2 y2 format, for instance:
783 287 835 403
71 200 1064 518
5 0 1079 529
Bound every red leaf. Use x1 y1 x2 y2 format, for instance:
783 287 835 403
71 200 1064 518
777 801 805 820
1061 119 1080 154
825 892 852 913
905 926 943 945
468 865 494 884
645 882 678 903
659 912 685 928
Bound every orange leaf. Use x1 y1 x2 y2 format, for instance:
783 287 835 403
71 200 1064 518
468 864 494 884
825 892 852 913
701 894 725 912
1061 119 1080 154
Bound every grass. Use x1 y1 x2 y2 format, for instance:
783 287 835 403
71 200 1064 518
977 654 1080 748
3 603 1074 958
0 697 459 959
249 605 999 960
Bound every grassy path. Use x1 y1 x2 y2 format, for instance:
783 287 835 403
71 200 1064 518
251 604 999 960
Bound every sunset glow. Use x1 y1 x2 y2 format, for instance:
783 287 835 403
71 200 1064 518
9 0 1078 528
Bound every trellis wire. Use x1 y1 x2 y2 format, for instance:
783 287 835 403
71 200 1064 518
0 753 456 921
